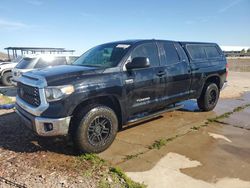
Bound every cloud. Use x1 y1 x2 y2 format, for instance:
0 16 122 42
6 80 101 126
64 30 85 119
25 0 43 6
218 0 243 13
0 19 28 30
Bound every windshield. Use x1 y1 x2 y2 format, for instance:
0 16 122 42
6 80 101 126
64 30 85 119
73 43 131 68
16 57 37 69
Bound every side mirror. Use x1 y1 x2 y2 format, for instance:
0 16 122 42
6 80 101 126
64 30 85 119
126 57 150 70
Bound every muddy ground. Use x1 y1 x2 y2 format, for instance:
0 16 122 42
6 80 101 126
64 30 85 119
0 59 250 188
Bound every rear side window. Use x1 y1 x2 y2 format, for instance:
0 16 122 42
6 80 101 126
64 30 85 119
163 43 180 65
35 57 67 69
187 45 207 60
131 42 159 67
204 46 221 59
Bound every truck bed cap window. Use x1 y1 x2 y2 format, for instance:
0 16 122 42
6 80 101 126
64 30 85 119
186 45 207 60
186 44 221 60
204 46 221 59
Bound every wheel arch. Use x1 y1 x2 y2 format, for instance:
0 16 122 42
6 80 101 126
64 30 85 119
1 69 12 76
204 75 221 90
69 95 123 132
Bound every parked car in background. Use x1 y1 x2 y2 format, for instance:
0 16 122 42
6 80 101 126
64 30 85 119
0 58 21 86
15 39 227 153
12 54 78 86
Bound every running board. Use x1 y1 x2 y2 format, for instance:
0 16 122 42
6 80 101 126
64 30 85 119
127 104 184 124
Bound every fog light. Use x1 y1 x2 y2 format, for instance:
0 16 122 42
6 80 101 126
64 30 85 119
44 123 53 132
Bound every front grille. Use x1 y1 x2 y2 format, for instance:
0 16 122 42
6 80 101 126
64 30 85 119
17 82 41 107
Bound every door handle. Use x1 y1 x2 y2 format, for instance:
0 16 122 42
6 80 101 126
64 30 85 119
191 67 200 71
157 71 166 77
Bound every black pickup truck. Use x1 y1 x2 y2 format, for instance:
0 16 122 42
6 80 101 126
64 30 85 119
15 39 227 153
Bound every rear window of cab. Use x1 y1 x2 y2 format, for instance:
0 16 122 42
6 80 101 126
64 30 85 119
186 44 221 60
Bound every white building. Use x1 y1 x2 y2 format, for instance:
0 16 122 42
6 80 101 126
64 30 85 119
220 46 250 52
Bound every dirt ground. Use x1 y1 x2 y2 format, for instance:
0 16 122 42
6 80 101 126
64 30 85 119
227 58 250 72
0 59 250 187
220 72 250 99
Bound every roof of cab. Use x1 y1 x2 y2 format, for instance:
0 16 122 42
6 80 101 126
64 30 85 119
98 39 218 46
179 41 218 46
104 39 176 45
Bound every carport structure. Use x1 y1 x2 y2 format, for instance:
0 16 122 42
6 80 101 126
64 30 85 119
4 47 75 60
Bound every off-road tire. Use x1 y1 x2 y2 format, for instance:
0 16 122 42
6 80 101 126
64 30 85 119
197 83 219 111
72 104 118 153
2 72 12 86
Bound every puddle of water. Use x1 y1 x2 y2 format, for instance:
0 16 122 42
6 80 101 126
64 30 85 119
214 92 250 115
220 107 250 130
180 100 199 112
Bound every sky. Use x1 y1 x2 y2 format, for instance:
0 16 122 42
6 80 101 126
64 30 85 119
0 0 249 55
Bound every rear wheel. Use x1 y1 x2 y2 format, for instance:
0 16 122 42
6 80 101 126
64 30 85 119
197 83 219 111
72 105 118 153
2 72 12 86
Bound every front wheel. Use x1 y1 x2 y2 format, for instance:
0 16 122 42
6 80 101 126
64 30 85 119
2 72 12 86
197 83 219 111
72 105 118 153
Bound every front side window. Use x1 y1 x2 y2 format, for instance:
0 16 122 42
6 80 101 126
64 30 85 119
73 43 131 68
131 42 159 67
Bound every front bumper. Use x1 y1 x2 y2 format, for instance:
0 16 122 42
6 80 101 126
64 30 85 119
11 78 17 86
15 104 71 137
221 81 228 90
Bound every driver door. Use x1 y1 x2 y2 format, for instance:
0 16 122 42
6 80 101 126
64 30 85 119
123 42 165 117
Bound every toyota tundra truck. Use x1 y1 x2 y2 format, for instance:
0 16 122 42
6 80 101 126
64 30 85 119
15 39 227 153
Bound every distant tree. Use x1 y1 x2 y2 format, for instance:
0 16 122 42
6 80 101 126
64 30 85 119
247 48 250 54
240 49 246 56
241 49 246 54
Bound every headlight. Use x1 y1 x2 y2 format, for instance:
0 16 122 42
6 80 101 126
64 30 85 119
15 71 22 77
45 85 74 102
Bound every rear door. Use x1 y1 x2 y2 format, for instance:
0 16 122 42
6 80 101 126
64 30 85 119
158 41 191 104
124 42 164 116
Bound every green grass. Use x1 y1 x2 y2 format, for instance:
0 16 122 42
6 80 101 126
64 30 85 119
78 154 146 187
190 126 200 131
207 104 250 123
0 94 13 105
148 136 179 150
78 153 105 165
110 167 147 188
124 152 144 160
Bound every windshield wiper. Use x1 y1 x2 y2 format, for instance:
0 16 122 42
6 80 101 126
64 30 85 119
73 64 102 68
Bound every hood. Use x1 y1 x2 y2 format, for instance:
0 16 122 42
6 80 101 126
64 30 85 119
26 65 102 85
0 62 17 69
0 62 10 65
